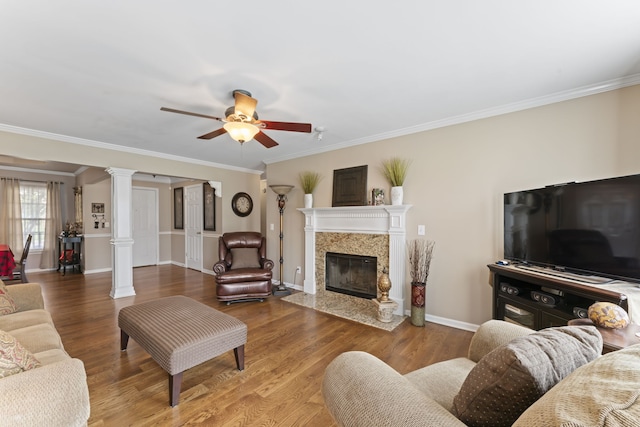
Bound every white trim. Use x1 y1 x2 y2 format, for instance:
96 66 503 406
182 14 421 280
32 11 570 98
416 312 479 333
171 260 186 268
83 267 113 274
0 165 77 177
0 123 264 175
264 73 640 165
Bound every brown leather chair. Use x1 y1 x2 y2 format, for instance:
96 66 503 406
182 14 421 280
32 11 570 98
213 232 274 304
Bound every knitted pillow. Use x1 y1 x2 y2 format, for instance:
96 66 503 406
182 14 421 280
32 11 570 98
230 248 261 269
452 325 602 427
0 286 18 315
0 329 41 378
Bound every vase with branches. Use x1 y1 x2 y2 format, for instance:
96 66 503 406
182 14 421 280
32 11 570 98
299 171 323 208
407 238 435 326
381 157 411 205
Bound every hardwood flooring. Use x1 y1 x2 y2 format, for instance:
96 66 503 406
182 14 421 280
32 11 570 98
30 265 473 426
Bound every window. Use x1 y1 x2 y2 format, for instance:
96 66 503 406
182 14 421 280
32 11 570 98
20 182 47 250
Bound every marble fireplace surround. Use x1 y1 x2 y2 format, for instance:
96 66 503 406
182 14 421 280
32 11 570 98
297 205 412 316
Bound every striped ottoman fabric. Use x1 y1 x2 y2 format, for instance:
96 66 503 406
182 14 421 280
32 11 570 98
118 295 247 406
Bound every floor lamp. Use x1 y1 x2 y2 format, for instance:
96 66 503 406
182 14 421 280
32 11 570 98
269 184 294 296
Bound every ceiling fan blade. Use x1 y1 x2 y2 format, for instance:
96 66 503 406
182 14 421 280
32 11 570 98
197 128 227 140
254 131 279 148
258 120 312 133
161 107 224 122
233 91 257 119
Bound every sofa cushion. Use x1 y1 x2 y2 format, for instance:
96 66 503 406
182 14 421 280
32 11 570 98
230 248 261 269
514 343 640 426
0 329 40 378
8 323 65 354
452 325 602 427
0 308 54 332
0 286 18 315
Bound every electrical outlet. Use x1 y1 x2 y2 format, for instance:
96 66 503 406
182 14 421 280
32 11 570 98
418 225 425 235
296 266 302 273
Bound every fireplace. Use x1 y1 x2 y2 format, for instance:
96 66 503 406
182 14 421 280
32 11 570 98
299 205 412 316
325 252 377 299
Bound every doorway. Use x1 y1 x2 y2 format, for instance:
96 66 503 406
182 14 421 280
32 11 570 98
132 187 159 267
184 184 203 271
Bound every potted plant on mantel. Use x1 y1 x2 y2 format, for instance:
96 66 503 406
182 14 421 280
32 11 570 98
408 238 435 327
381 157 411 205
299 171 323 208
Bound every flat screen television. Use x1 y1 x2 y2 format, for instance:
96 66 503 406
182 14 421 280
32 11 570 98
503 173 640 284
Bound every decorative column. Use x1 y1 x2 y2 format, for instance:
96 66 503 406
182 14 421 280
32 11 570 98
107 167 137 299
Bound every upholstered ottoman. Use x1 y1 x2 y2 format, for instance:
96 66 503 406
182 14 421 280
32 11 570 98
118 295 247 406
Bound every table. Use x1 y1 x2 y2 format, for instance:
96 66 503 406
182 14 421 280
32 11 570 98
568 318 640 353
57 236 83 275
0 244 16 278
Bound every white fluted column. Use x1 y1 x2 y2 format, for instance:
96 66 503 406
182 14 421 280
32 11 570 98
107 167 137 299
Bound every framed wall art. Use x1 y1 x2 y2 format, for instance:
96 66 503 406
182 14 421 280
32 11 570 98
332 165 368 207
203 183 216 231
174 187 184 230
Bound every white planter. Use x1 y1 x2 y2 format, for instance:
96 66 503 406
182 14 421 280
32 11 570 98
390 186 404 205
304 193 313 208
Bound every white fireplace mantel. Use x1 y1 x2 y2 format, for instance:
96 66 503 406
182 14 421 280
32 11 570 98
298 205 412 315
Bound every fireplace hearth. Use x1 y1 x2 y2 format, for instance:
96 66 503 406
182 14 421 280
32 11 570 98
325 252 377 299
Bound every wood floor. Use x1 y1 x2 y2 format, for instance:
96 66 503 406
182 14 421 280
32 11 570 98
30 265 473 426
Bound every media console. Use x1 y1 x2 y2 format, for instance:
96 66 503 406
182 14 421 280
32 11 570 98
488 263 631 330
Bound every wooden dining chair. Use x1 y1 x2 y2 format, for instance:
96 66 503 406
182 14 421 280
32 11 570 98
3 234 32 284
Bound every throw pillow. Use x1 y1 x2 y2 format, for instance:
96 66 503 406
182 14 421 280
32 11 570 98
0 329 41 378
230 248 261 269
0 287 18 316
452 325 602 427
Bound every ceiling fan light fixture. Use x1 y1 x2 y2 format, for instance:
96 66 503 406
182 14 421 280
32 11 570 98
223 121 259 143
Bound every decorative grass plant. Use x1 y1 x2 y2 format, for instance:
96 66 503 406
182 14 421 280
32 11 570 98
381 157 411 187
299 171 323 194
408 239 435 284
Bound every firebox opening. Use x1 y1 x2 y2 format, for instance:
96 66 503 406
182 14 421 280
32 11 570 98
325 252 377 299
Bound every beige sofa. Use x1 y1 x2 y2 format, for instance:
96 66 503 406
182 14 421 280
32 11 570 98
0 282 90 426
323 319 640 426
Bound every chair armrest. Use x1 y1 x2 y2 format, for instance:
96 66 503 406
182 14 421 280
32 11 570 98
0 358 90 427
467 319 534 362
322 351 467 427
213 260 229 275
262 258 274 271
4 283 45 311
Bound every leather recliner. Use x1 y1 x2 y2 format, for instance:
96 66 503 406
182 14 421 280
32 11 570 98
213 232 274 303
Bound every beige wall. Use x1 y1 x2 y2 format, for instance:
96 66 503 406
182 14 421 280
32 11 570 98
265 85 640 327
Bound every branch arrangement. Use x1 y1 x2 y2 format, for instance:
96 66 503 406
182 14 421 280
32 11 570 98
408 239 435 284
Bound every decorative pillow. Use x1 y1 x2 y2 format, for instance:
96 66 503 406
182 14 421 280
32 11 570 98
514 343 640 426
230 248 261 269
0 287 18 315
452 325 602 427
0 329 41 378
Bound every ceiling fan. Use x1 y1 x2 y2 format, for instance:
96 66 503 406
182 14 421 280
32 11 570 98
161 89 312 148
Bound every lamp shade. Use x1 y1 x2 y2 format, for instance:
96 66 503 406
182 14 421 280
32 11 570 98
223 121 259 143
269 185 294 195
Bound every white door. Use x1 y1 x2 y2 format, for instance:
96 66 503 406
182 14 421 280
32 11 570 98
132 187 158 267
185 184 203 271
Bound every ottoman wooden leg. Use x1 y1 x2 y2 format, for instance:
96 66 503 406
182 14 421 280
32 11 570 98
120 330 130 351
169 372 183 407
234 345 245 371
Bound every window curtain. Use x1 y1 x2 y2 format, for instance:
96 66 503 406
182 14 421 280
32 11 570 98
0 177 24 255
40 181 62 269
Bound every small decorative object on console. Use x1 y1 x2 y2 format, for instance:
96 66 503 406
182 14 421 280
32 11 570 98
588 301 630 329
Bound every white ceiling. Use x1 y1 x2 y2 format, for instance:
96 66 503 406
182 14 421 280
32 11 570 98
1 1 640 173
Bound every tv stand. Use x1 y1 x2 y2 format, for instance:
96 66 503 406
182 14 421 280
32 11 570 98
488 263 629 330
514 264 615 285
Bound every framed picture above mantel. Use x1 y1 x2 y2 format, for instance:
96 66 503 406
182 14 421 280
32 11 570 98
332 165 368 207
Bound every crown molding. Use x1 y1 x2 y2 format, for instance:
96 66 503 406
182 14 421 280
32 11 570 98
264 73 640 165
0 123 263 175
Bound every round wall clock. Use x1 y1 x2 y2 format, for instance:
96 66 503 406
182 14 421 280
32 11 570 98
231 192 253 217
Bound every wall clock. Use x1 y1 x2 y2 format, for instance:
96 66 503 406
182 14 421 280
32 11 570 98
231 192 253 217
